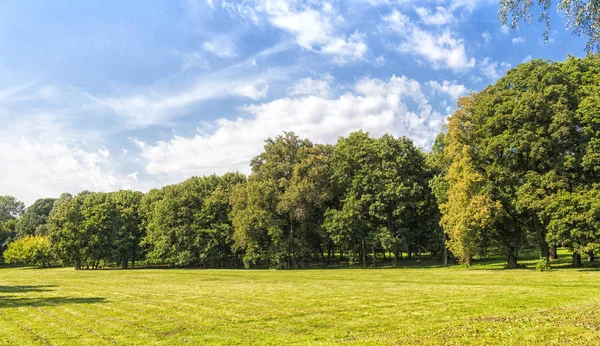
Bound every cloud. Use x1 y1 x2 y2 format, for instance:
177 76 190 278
134 75 444 181
428 80 468 99
0 138 141 205
479 57 511 80
202 37 237 58
96 67 289 126
223 0 367 61
289 77 331 97
512 37 525 44
415 6 455 26
383 9 475 71
482 31 491 44
232 83 269 100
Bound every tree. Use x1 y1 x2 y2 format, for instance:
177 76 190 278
3 235 54 267
0 195 25 223
142 173 245 267
325 131 440 267
439 96 503 266
109 190 144 268
439 56 600 267
499 0 600 52
232 132 323 268
16 198 55 238
325 131 377 267
0 195 25 260
545 189 600 267
48 193 87 269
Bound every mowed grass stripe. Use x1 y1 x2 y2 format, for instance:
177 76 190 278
2 262 600 345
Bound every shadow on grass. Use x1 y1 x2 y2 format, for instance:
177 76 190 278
0 296 106 308
0 285 56 293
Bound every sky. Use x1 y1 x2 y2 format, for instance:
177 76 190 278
0 0 589 205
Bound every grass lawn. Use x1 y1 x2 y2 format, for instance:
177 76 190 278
1 253 600 345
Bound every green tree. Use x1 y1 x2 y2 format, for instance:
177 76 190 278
142 173 245 267
48 192 87 269
16 198 55 238
109 190 144 268
0 195 25 223
3 235 54 267
232 132 322 268
545 188 600 267
0 195 25 260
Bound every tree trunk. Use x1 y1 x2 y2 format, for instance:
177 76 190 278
588 251 594 262
572 252 582 267
549 246 558 260
372 246 376 267
533 217 549 260
507 248 518 269
393 251 399 267
443 245 448 266
465 256 472 267
361 238 367 268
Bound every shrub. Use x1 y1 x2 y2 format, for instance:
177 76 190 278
3 236 54 267
536 257 551 272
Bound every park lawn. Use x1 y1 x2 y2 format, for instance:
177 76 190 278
1 255 600 345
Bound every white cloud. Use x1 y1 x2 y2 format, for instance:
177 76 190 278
482 31 492 44
501 25 509 34
134 75 444 180
384 9 475 71
223 0 367 61
512 37 525 44
479 57 511 80
428 80 468 99
415 6 455 26
289 77 331 97
232 83 269 100
0 139 141 205
202 37 237 58
522 55 532 63
97 67 288 126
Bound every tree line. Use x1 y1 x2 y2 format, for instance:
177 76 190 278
1 55 599 269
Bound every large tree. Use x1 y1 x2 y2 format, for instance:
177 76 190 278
0 195 26 260
142 173 245 267
16 198 55 238
232 132 326 268
325 131 440 267
439 56 600 267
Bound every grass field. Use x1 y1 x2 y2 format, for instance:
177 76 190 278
1 253 600 345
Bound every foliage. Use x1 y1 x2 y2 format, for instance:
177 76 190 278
536 256 551 271
438 56 600 268
499 0 600 51
142 173 246 267
326 131 441 267
16 198 55 238
3 235 53 267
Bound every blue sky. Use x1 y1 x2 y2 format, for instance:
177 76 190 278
0 0 588 205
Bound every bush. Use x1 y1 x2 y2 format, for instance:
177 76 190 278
3 236 54 267
536 257 551 272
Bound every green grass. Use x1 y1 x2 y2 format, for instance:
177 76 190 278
1 252 600 345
